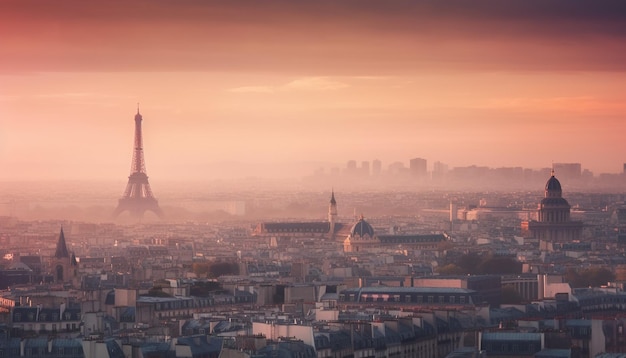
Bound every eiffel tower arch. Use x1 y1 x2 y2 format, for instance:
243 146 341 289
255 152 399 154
113 107 163 219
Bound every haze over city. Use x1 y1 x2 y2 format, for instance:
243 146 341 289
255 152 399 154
6 3 626 358
2 0 626 183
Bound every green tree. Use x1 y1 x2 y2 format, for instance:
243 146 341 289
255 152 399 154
437 264 465 275
456 253 483 274
192 262 210 277
209 262 240 277
476 257 522 275
565 267 615 288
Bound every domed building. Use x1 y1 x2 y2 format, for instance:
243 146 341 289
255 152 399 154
343 215 377 253
343 215 447 254
522 170 584 251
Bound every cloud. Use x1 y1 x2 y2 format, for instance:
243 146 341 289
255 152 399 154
227 86 275 94
227 77 349 94
283 77 349 91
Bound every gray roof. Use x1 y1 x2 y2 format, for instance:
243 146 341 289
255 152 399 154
535 349 571 358
176 336 223 355
343 287 477 294
481 332 542 342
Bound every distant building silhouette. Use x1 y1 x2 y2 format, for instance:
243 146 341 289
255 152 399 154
409 157 427 178
432 161 448 182
553 162 581 183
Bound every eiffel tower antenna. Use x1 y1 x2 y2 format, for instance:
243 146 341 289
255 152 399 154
113 107 163 219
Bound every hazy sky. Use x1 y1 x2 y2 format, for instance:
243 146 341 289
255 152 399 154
2 0 626 181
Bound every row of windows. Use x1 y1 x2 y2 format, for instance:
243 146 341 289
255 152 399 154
152 298 210 311
13 322 78 332
481 342 538 353
268 228 326 233
340 293 469 305
14 312 77 322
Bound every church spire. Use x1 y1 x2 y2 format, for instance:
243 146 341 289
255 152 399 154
329 189 338 237
55 228 70 259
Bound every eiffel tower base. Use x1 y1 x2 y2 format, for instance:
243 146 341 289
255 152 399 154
113 197 164 220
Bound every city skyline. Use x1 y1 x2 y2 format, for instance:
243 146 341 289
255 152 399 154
2 0 626 181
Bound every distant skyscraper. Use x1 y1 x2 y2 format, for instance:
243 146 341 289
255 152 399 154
409 157 427 178
553 163 581 182
345 160 358 177
623 163 626 174
372 159 382 176
432 161 448 181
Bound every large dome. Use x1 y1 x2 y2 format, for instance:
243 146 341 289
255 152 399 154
540 197 570 207
545 175 562 191
350 217 375 237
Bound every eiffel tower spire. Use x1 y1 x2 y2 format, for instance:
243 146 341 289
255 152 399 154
113 107 163 219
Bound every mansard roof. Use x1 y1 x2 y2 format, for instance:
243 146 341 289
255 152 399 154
259 222 345 234
378 234 446 244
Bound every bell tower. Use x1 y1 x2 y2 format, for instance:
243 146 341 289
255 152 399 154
50 228 78 286
329 190 337 238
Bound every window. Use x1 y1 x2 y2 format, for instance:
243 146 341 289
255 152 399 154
460 296 466 304
428 296 433 303
449 296 455 304
438 296 444 303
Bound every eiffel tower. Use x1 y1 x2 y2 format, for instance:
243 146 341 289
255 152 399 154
113 106 163 219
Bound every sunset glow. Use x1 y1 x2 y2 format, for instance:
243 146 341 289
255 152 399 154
2 0 626 181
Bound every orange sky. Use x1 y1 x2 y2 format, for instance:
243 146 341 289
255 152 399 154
1 0 626 181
